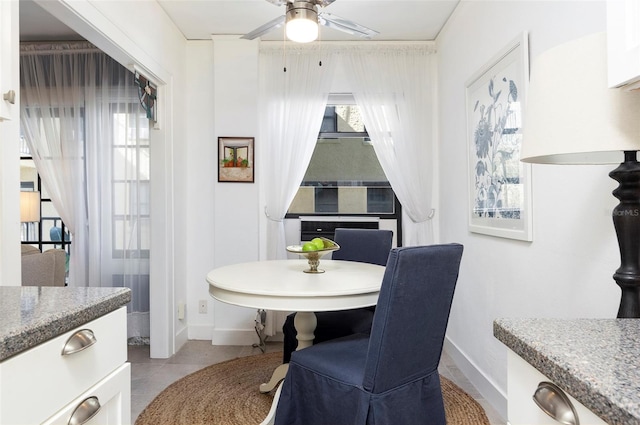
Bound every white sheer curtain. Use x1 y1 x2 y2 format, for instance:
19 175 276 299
259 45 336 335
340 44 437 245
259 45 337 259
20 42 150 341
20 42 95 286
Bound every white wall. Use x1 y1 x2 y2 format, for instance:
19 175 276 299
185 38 262 345
184 40 217 342
437 1 616 417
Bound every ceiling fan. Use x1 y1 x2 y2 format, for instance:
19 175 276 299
241 0 379 43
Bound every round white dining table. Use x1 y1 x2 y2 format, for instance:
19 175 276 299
206 258 385 425
207 259 384 311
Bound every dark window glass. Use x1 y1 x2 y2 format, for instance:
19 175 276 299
367 187 395 213
314 187 338 213
320 106 336 132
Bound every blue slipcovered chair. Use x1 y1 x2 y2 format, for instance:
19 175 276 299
274 244 464 425
282 228 393 363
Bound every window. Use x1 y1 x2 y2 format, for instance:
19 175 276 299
19 100 149 265
111 105 150 258
287 101 399 218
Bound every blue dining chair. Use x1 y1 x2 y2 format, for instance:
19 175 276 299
274 244 464 425
281 228 393 363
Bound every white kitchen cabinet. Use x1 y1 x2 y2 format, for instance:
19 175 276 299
43 364 130 425
0 307 130 425
607 0 640 88
507 350 606 425
0 0 17 121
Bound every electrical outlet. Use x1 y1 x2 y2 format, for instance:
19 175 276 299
177 302 185 320
198 299 208 314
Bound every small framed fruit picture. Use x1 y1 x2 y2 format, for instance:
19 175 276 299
218 137 255 183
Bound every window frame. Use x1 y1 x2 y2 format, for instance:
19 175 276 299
110 102 151 259
285 97 402 229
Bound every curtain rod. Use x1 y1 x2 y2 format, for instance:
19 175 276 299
259 40 436 47
259 40 437 53
20 41 102 56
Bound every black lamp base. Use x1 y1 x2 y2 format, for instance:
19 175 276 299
609 151 640 318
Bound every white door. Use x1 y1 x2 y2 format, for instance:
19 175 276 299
0 0 17 121
0 0 22 286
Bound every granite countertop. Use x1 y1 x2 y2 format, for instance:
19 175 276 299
0 286 131 362
494 318 640 425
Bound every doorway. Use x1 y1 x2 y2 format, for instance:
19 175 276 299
19 1 154 348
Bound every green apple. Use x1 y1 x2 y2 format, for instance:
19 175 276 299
311 238 325 250
302 242 317 252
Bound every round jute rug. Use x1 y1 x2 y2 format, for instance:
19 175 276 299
135 351 490 425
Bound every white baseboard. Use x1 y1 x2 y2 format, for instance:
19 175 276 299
212 328 262 345
187 324 214 341
188 324 285 346
443 336 507 420
175 325 188 351
187 324 263 346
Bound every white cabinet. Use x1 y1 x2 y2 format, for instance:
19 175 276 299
43 364 130 425
0 0 17 121
507 350 606 425
0 307 131 425
607 0 640 88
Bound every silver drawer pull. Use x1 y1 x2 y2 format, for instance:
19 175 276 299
532 381 580 425
68 396 101 425
62 329 97 356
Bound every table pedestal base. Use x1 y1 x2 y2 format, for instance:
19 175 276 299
293 311 317 350
260 364 288 393
259 312 317 423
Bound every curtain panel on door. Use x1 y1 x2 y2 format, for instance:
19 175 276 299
20 41 151 341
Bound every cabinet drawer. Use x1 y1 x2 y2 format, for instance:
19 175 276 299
44 363 130 425
508 350 606 425
0 307 127 425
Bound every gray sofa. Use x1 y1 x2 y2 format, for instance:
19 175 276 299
21 245 66 286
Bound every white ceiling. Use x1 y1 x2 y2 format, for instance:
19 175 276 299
20 0 460 42
19 0 83 41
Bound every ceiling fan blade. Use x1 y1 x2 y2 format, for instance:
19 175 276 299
317 0 337 6
319 13 379 39
240 15 286 40
265 0 288 6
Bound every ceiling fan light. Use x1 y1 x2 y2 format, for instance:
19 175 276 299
286 18 318 43
285 1 319 43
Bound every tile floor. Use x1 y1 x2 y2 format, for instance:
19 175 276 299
129 341 506 424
